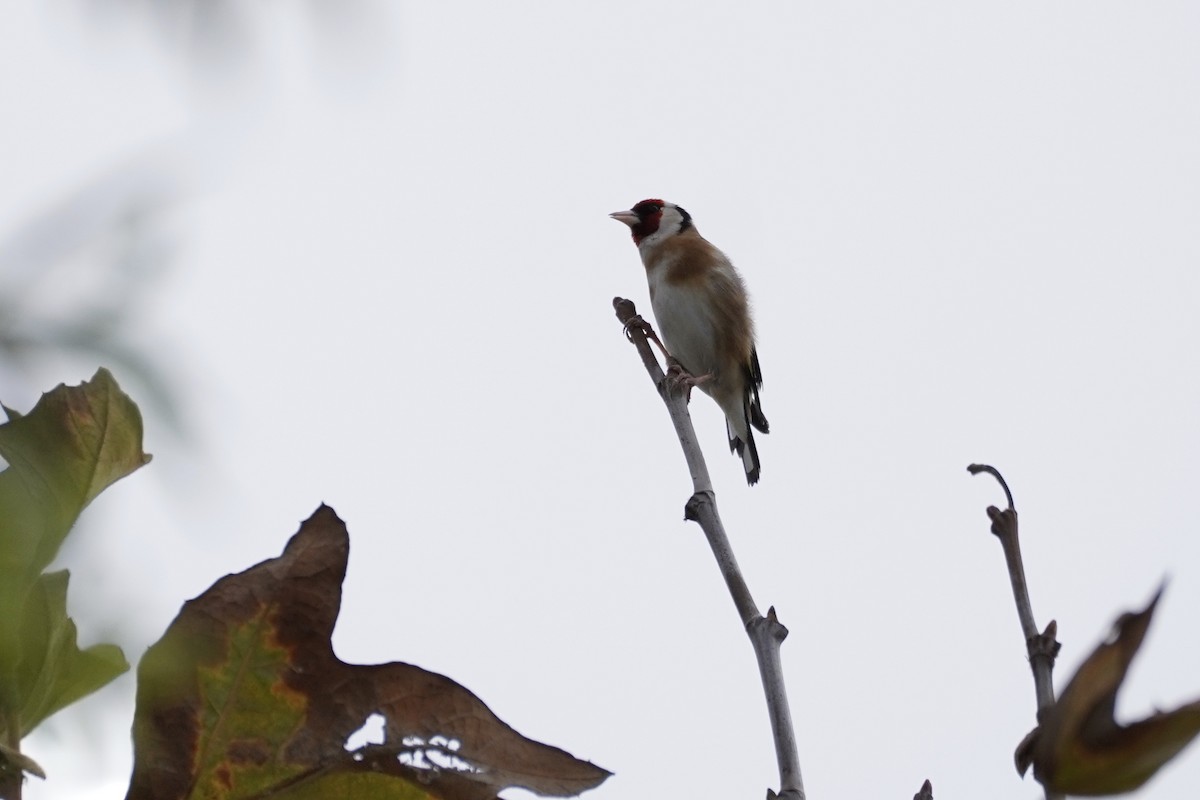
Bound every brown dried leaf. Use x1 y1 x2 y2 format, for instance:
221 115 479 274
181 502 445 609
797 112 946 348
1016 585 1200 795
126 506 610 800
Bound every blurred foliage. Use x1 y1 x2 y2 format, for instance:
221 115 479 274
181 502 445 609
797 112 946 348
2 0 391 427
1016 587 1200 796
68 0 390 74
0 369 150 794
0 161 185 437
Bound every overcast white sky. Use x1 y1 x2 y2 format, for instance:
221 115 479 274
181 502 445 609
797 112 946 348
3 2 1200 799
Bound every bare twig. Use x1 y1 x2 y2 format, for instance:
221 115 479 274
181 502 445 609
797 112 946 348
614 297 804 800
967 464 1063 800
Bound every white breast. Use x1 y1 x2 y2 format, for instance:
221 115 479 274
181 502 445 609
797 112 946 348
645 261 719 378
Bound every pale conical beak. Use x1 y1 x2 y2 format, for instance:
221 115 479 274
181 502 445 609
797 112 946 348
609 210 639 227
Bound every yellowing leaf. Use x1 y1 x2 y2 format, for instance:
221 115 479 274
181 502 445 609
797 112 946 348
127 506 610 800
1016 586 1200 795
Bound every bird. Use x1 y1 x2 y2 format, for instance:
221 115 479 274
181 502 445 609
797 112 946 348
610 199 769 485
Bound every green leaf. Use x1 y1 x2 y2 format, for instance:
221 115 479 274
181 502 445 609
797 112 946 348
1016 585 1200 795
127 506 610 800
12 571 129 736
0 367 151 589
0 368 145 740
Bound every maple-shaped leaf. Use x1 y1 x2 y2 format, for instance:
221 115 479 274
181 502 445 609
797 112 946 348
126 506 611 800
1016 585 1200 795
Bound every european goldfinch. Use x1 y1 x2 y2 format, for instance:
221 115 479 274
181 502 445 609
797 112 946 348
611 199 769 485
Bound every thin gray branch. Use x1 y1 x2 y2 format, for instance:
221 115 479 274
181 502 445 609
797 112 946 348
614 297 804 800
967 464 1063 800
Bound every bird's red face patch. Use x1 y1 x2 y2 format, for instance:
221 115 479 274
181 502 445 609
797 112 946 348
628 199 664 245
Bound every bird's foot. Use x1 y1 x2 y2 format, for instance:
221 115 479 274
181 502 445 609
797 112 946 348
664 358 712 401
623 315 671 360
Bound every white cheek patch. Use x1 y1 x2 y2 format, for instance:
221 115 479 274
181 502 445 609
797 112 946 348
636 206 685 250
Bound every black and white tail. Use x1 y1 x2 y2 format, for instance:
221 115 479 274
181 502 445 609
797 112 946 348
729 348 769 485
